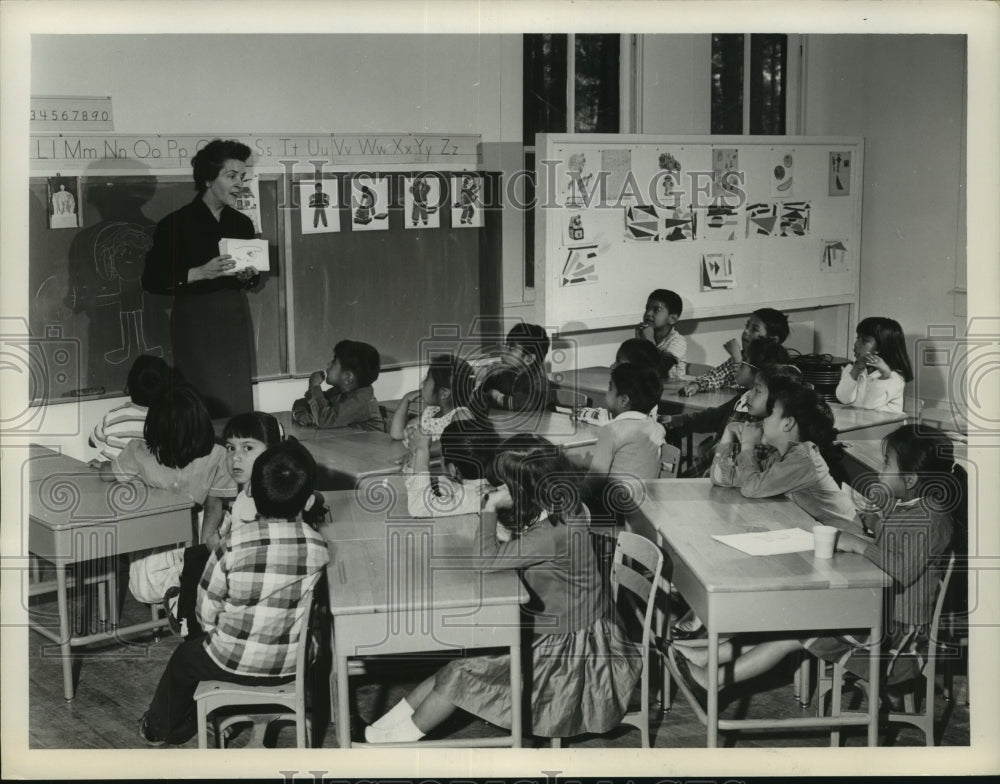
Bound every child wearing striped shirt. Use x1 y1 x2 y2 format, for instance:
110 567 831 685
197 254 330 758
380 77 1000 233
139 439 329 746
89 354 173 461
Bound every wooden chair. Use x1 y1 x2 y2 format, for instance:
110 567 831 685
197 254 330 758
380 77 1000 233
658 442 681 478
194 580 326 748
551 531 666 748
813 553 956 746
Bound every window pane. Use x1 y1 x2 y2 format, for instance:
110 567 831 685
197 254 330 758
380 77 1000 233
523 34 568 144
575 34 620 133
523 151 535 288
749 34 786 135
711 33 744 135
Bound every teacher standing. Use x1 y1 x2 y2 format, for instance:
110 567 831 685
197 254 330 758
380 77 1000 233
142 139 261 418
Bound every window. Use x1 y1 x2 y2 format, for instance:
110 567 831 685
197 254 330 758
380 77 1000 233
711 33 787 135
522 34 621 288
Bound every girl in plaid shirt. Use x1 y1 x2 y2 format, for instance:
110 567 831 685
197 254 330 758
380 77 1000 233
140 440 329 746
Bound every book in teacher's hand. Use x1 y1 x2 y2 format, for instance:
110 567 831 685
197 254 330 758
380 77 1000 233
218 238 270 273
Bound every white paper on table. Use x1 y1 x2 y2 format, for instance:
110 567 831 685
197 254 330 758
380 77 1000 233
218 238 270 273
712 528 815 556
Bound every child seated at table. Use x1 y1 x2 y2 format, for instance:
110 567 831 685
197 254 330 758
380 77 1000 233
836 316 913 413
474 322 550 415
679 307 790 396
89 354 175 462
663 340 791 477
404 419 501 519
574 338 674 425
710 376 857 529
292 339 383 430
90 383 236 607
635 288 686 377
391 353 479 472
671 424 963 696
139 439 330 745
365 439 640 744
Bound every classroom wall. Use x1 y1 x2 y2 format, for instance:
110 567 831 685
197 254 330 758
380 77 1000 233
801 34 967 411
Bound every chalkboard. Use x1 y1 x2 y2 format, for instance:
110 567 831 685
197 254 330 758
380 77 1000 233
535 134 864 332
287 171 502 371
28 176 283 402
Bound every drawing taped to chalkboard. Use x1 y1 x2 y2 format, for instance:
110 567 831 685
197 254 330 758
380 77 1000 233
451 174 483 227
661 203 695 241
771 150 794 196
405 174 441 229
657 149 684 201
701 252 736 290
48 177 81 229
624 204 659 241
829 151 852 196
745 201 780 237
700 202 742 241
779 201 811 237
299 179 340 234
561 244 600 287
821 239 849 273
351 176 389 231
712 148 742 199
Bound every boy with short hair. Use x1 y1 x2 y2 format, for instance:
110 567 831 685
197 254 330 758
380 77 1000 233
89 354 174 461
477 322 551 414
139 440 330 745
636 288 686 377
292 339 383 430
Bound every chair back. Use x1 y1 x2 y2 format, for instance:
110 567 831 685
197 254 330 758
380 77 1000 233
610 531 666 654
658 442 681 478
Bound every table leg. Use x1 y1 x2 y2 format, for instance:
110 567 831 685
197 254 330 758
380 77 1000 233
706 629 719 747
54 564 74 701
509 640 522 748
830 661 843 747
337 655 351 748
867 623 881 747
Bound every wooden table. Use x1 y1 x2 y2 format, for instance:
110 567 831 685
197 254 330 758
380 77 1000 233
322 476 528 748
27 445 194 700
552 366 736 413
628 479 889 747
829 404 908 441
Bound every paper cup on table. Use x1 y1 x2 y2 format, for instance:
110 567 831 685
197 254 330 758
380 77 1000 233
812 525 839 559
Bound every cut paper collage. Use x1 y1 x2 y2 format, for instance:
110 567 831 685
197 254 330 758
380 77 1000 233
746 200 812 237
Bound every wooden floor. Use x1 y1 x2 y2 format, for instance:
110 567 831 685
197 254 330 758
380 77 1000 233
26 587 971 751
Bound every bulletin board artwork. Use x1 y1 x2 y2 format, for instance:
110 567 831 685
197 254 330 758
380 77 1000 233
535 134 864 332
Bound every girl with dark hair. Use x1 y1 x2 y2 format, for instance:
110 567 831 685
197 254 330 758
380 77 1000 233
367 439 641 744
672 424 962 694
93 383 236 607
836 316 913 412
710 376 857 528
142 138 263 418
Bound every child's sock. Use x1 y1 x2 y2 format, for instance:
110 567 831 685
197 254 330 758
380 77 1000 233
364 714 425 744
371 698 414 729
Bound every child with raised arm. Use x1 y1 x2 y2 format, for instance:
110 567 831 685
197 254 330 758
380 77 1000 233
292 339 383 430
404 419 501 519
836 316 913 412
635 288 686 377
139 439 329 745
679 307 790 396
89 354 174 462
475 322 550 415
365 440 640 743
710 376 858 530
672 425 962 695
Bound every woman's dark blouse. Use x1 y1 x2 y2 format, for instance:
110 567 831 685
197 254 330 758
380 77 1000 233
142 197 255 295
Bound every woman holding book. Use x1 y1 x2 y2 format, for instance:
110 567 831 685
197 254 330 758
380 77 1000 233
142 139 262 418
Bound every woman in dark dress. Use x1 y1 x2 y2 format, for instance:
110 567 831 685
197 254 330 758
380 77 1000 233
142 139 261 418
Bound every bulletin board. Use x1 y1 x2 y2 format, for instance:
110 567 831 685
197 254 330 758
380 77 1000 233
534 134 864 333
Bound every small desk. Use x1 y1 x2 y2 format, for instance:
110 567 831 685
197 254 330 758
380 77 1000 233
322 476 528 748
829 404 908 441
552 366 735 413
27 445 194 700
628 479 889 747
